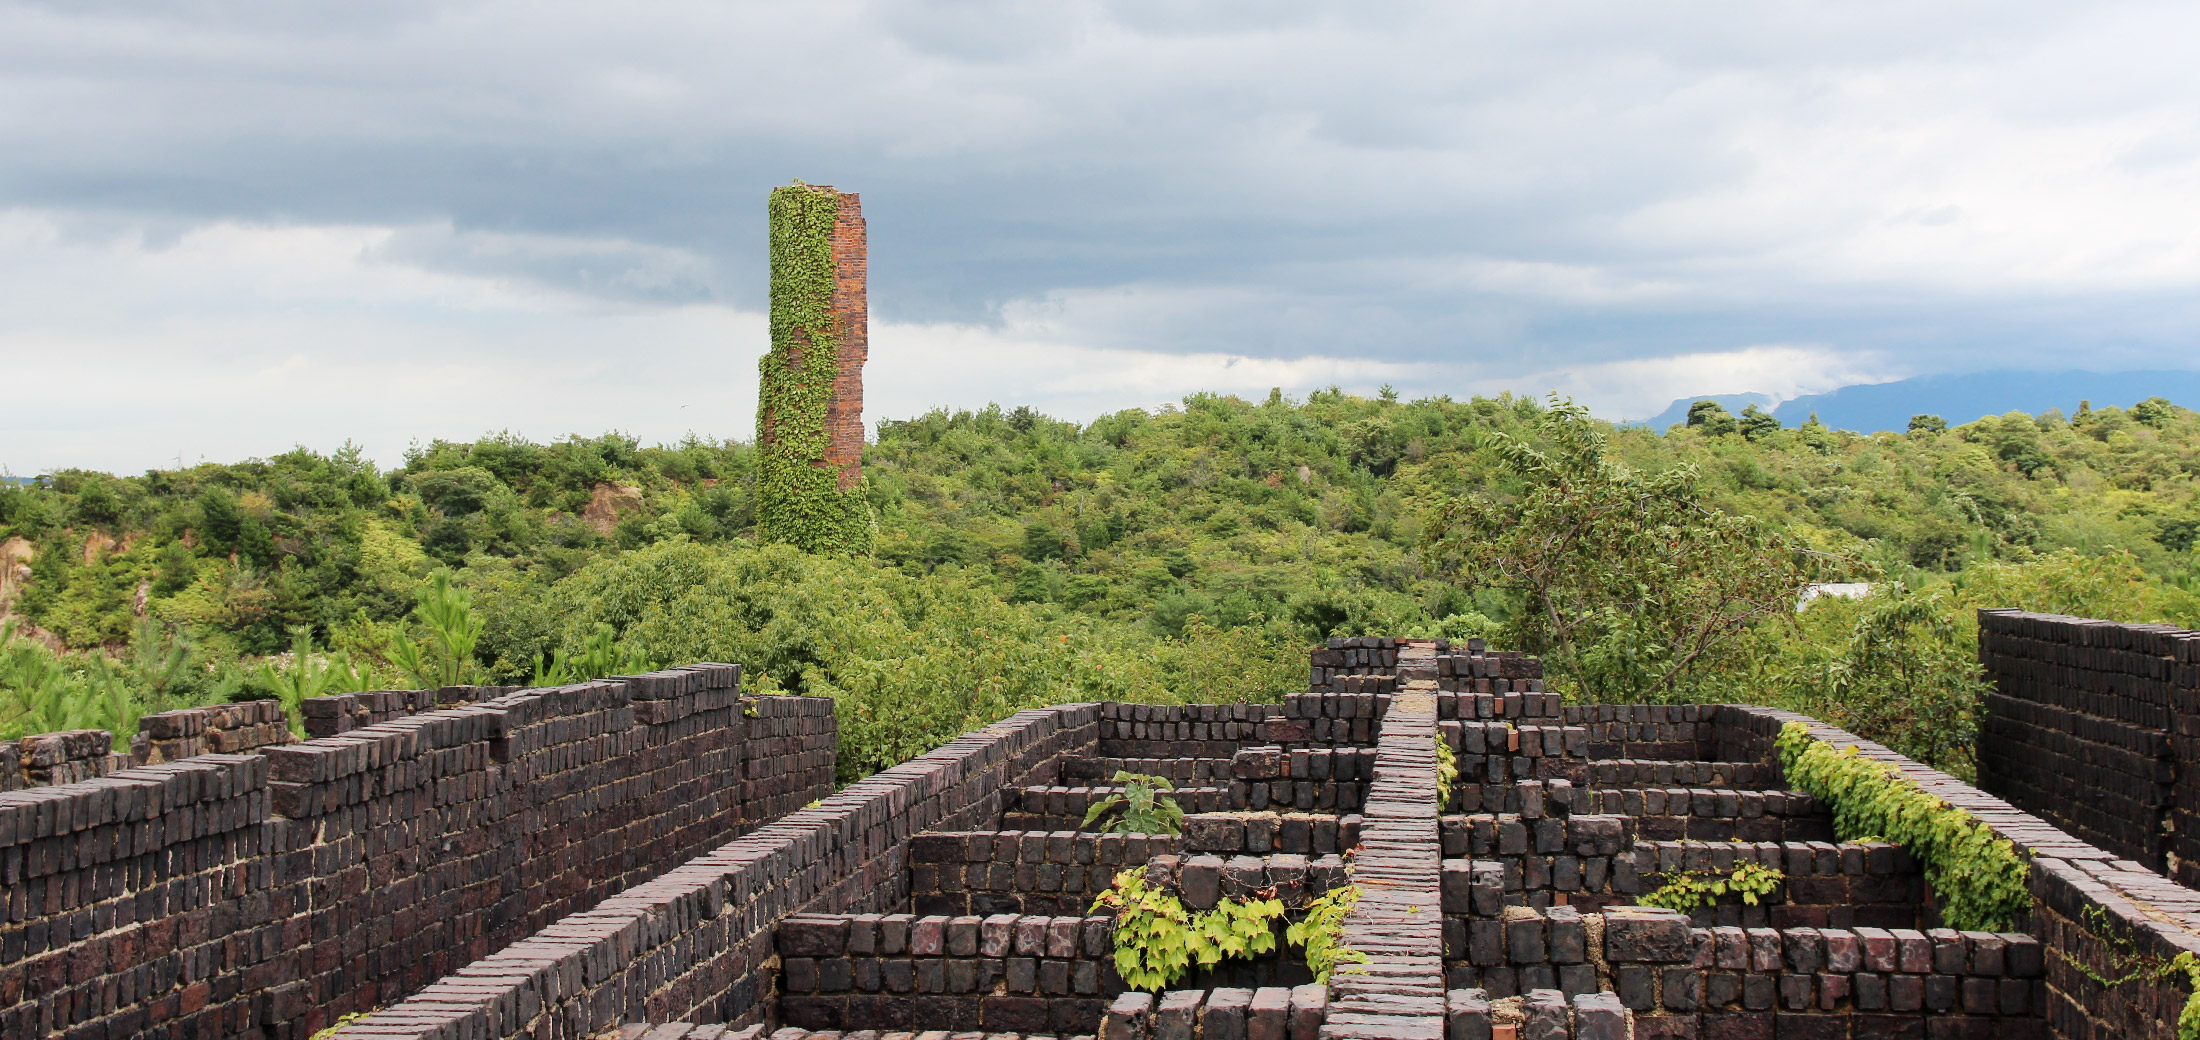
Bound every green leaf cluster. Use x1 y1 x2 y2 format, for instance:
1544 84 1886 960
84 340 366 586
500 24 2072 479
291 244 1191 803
1776 721 2030 931
1082 771 1186 835
1639 860 1784 913
1092 868 1343 991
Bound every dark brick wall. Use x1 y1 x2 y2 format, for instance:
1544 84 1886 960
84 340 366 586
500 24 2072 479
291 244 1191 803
906 830 1185 916
774 912 1116 1034
1975 609 2194 874
0 665 835 1040
0 699 298 792
332 703 1102 1040
1718 701 2200 1040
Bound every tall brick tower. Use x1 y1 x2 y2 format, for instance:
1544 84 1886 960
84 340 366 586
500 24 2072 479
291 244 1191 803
756 183 873 554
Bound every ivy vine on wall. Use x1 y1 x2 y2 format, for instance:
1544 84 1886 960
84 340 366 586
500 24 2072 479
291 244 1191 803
757 182 873 555
1775 721 2030 932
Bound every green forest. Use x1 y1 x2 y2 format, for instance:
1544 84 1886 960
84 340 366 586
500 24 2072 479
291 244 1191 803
7 389 2200 781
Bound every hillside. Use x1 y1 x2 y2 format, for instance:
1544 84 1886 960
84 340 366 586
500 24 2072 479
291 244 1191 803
7 389 2200 776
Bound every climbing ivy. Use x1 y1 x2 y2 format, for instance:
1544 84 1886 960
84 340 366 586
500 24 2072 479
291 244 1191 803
757 182 873 555
1775 721 2030 931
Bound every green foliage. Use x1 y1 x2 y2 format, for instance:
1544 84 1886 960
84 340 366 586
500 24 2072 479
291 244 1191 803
1091 871 1196 991
756 183 872 555
1639 860 1785 913
2176 951 2200 1040
12 387 2200 774
1092 869 1346 991
532 540 1301 781
389 570 483 688
1285 884 1368 984
1909 414 1948 435
0 617 239 747
1739 405 1782 441
1686 400 1738 436
1770 585 1987 776
254 628 368 737
1082 771 1186 835
530 622 653 686
1424 399 1822 702
1191 891 1285 966
1776 722 2030 931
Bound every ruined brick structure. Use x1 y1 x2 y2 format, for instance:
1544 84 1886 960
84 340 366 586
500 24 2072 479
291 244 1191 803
824 190 867 492
13 625 2200 1039
756 183 870 553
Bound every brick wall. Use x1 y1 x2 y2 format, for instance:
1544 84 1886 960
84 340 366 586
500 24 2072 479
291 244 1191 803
0 698 297 792
825 190 867 492
331 703 1101 1040
906 831 1185 916
1975 608 2194 874
0 666 835 1040
133 699 295 762
1718 701 2200 1040
774 912 1117 1033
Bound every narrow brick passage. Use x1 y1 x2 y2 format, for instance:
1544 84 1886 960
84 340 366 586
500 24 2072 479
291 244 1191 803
1322 644 1446 1040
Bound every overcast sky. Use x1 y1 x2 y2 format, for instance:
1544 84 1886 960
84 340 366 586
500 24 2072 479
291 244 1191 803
3 1 2197 473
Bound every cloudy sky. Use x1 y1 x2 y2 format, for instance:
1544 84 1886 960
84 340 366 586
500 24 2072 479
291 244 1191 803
3 1 2197 473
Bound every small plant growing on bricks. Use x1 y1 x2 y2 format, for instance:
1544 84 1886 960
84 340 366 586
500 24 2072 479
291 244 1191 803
1286 883 1368 984
1092 867 1363 990
1434 731 1458 807
1638 858 1784 913
756 182 873 555
1082 770 1185 834
1777 720 2030 931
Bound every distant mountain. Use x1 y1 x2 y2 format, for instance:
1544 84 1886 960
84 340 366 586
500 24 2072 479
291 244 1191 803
1644 370 2200 435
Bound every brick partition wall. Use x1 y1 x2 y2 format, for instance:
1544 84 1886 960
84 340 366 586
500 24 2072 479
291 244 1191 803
331 704 1100 1039
1975 608 2199 877
0 666 834 1040
1719 701 2200 1040
0 698 299 792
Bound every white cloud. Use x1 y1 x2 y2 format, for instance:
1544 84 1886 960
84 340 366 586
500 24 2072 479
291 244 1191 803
1512 345 1906 420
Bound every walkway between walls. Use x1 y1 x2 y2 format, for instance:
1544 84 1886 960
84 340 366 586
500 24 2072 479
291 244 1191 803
1322 643 1446 1040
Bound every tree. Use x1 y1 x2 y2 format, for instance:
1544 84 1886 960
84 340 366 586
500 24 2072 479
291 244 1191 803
1907 414 1947 435
1685 401 1738 436
1783 587 1983 775
1424 400 1821 702
1739 405 1781 441
2132 396 2180 429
